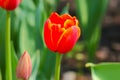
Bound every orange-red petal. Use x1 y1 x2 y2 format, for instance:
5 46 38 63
49 12 63 25
0 0 1 6
51 24 65 51
44 19 56 51
61 14 73 22
61 14 78 27
57 26 80 53
0 0 21 11
64 19 74 29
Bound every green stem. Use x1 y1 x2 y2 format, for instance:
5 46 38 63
0 69 2 80
5 11 12 80
55 53 62 80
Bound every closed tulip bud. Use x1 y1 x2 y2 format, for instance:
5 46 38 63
0 0 21 11
16 51 32 80
44 12 81 54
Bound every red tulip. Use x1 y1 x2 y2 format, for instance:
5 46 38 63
44 12 81 54
16 51 32 80
0 0 21 11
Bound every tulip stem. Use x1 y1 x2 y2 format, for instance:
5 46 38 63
5 11 12 80
55 53 62 80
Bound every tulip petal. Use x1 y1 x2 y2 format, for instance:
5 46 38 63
44 19 56 51
0 0 21 11
57 26 80 53
64 19 74 29
61 14 78 26
49 12 63 25
73 17 79 26
0 0 3 7
61 14 73 22
51 24 65 51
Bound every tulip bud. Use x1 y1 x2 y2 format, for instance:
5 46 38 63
16 51 32 80
0 0 21 11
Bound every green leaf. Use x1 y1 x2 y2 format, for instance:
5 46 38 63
39 48 56 80
86 0 109 39
75 0 88 28
0 69 2 80
86 63 120 80
76 0 108 62
11 42 18 80
35 1 47 50
19 19 36 55
86 24 101 62
30 50 40 80
44 0 59 14
20 0 36 11
0 8 6 80
0 8 6 68
61 4 69 14
32 0 40 6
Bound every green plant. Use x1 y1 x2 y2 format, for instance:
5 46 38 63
86 63 120 80
76 0 109 62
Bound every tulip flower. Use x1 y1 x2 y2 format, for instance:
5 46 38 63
0 0 21 11
16 51 32 80
44 12 80 54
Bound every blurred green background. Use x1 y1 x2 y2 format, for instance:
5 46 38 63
1 0 120 80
